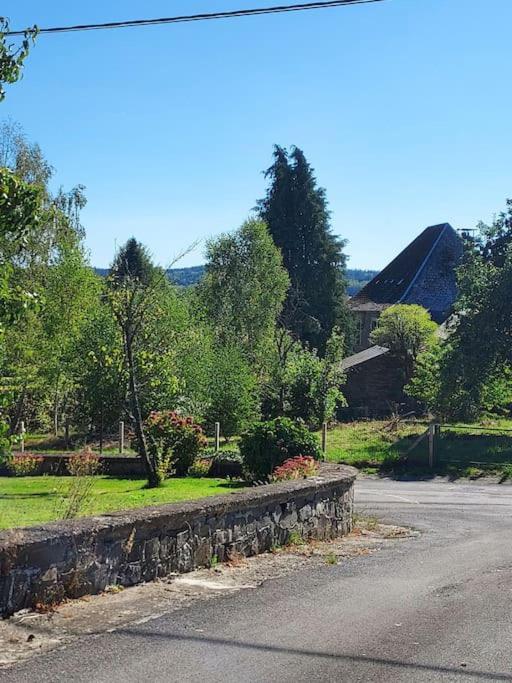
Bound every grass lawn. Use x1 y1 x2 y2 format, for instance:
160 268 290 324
319 418 512 478
0 476 244 530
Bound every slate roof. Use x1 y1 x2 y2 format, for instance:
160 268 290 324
349 223 463 323
341 345 390 371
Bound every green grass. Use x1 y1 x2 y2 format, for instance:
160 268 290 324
0 476 244 530
319 418 512 479
319 420 426 468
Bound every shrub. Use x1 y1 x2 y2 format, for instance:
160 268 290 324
240 417 321 480
145 411 207 478
66 448 101 477
285 329 346 428
58 447 102 520
204 343 259 440
6 453 43 476
272 456 319 482
189 458 211 478
203 448 244 478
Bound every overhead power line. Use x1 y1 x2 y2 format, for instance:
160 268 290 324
6 0 386 36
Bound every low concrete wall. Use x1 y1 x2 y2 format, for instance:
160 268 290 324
0 464 356 617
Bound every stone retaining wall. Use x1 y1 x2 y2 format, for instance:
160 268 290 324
0 464 356 617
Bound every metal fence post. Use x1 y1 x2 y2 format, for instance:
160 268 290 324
119 421 125 455
214 422 220 453
322 422 328 460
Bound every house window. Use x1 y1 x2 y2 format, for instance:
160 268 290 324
357 317 363 345
371 317 379 331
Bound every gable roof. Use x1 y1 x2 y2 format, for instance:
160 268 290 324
341 345 389 371
349 223 463 323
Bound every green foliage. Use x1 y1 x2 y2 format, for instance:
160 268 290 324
107 239 193 486
37 247 101 433
199 218 289 364
145 411 207 483
204 344 259 439
0 125 92 440
0 165 44 454
370 304 438 383
0 167 41 242
405 343 443 412
0 19 37 101
205 449 244 478
110 237 154 285
436 203 512 419
257 145 351 353
264 327 346 427
285 328 346 428
72 302 126 435
240 417 321 480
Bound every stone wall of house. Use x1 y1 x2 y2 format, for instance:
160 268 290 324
342 353 413 415
0 464 356 617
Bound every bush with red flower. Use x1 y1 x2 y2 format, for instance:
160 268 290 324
144 411 207 480
6 453 43 477
240 417 321 480
272 456 319 482
66 448 101 477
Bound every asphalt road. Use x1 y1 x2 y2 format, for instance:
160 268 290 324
3 478 512 682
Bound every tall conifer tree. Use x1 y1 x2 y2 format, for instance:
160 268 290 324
257 145 350 353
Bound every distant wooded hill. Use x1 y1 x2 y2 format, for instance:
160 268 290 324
95 266 377 296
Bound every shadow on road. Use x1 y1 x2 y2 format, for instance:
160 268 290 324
117 628 512 681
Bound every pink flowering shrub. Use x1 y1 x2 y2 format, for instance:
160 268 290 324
272 456 319 482
66 448 101 477
7 453 43 477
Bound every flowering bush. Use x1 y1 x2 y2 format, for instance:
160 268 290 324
6 453 43 476
240 417 321 480
272 456 319 482
66 448 101 477
145 411 207 479
189 458 212 478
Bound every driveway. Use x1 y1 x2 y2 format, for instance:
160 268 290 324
3 478 512 682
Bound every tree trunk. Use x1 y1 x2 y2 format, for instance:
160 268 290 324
9 388 27 436
54 390 59 437
125 334 159 487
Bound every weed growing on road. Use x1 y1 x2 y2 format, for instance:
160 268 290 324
353 513 379 531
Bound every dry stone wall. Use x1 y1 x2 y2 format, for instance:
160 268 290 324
0 464 356 617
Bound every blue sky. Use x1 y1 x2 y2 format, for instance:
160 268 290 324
3 0 512 269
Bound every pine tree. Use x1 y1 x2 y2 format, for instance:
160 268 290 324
257 145 351 353
110 237 154 285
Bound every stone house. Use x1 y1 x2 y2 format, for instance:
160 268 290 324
341 223 463 416
349 223 463 352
